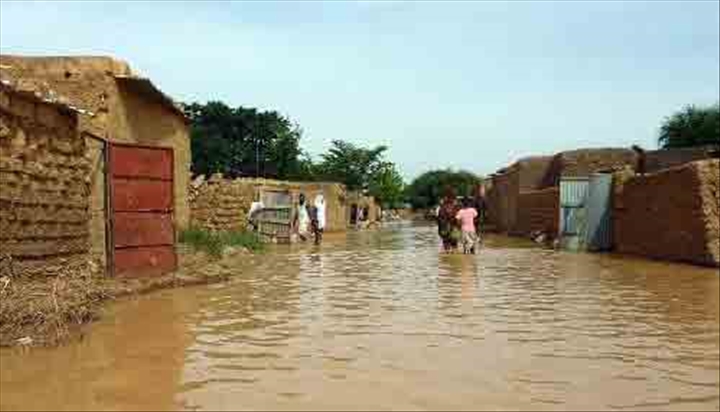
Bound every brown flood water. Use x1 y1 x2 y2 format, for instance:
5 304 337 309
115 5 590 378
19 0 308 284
1 223 719 411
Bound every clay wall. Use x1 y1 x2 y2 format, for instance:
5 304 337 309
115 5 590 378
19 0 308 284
190 176 349 233
614 159 719 267
515 188 559 238
0 83 91 276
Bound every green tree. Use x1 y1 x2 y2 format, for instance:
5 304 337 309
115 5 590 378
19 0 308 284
317 140 389 191
368 161 405 208
658 103 720 149
183 101 305 179
405 169 481 209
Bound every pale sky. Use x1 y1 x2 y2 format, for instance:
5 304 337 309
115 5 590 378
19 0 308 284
1 1 718 179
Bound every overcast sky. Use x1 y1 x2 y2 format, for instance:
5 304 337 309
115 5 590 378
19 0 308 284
1 1 718 179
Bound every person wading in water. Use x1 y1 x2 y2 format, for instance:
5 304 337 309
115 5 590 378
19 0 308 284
632 145 647 176
293 193 310 242
437 188 461 253
456 197 479 254
311 194 326 245
473 184 487 247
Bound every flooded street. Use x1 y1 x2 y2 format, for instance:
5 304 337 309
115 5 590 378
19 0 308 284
1 223 718 411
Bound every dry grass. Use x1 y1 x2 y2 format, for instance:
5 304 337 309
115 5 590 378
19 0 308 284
0 263 110 347
0 247 242 348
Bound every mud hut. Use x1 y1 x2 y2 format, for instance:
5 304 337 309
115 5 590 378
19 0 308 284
0 55 190 277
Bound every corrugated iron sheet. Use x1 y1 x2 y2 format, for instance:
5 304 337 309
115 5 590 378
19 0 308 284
585 173 613 251
559 177 589 251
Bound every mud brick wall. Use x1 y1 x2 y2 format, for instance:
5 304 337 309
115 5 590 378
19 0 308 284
189 176 349 233
190 175 255 232
514 156 554 190
486 172 510 232
645 147 713 174
0 85 91 276
0 55 191 230
515 187 559 237
540 148 637 188
614 159 719 267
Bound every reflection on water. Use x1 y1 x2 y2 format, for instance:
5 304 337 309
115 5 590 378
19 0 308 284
1 223 718 411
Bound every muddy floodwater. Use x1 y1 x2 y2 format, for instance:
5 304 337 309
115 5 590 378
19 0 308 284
1 223 718 411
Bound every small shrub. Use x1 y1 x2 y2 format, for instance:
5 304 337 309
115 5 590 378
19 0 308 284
220 231 264 251
179 227 263 258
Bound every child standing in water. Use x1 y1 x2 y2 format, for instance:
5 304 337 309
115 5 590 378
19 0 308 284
456 197 479 254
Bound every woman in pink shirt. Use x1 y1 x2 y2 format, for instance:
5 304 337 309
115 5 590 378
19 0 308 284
456 197 478 254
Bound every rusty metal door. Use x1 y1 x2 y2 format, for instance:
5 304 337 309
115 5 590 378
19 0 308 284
108 143 176 277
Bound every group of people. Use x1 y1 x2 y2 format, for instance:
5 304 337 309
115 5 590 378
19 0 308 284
247 192 326 245
435 186 487 254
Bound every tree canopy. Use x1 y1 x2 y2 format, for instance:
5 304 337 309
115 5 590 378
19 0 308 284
658 103 720 149
405 169 482 210
183 101 306 180
316 140 388 190
184 102 406 206
368 161 406 209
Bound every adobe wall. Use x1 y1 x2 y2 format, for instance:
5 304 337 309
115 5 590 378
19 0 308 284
485 156 553 233
0 84 91 276
515 188 559 238
614 159 719 267
486 172 510 232
189 175 256 232
645 147 714 174
515 156 554 190
189 176 349 233
540 148 637 188
0 55 129 138
0 55 191 230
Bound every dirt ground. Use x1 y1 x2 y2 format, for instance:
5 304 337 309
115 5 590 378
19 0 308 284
0 246 251 348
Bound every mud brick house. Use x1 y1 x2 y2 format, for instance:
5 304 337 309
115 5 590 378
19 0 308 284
0 55 190 277
486 147 716 240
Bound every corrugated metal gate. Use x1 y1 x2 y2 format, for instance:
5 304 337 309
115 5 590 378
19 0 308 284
256 207 293 243
108 143 176 277
585 173 613 251
558 177 589 251
558 174 613 252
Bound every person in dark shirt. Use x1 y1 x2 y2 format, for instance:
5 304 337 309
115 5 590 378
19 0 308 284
437 187 460 253
632 145 647 176
473 184 487 245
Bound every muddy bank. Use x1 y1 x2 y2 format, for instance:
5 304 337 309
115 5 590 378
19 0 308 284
0 246 252 348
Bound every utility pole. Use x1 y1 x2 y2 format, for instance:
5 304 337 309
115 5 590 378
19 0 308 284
255 135 260 178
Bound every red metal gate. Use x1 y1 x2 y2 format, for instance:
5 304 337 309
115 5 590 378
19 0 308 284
108 143 176 277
